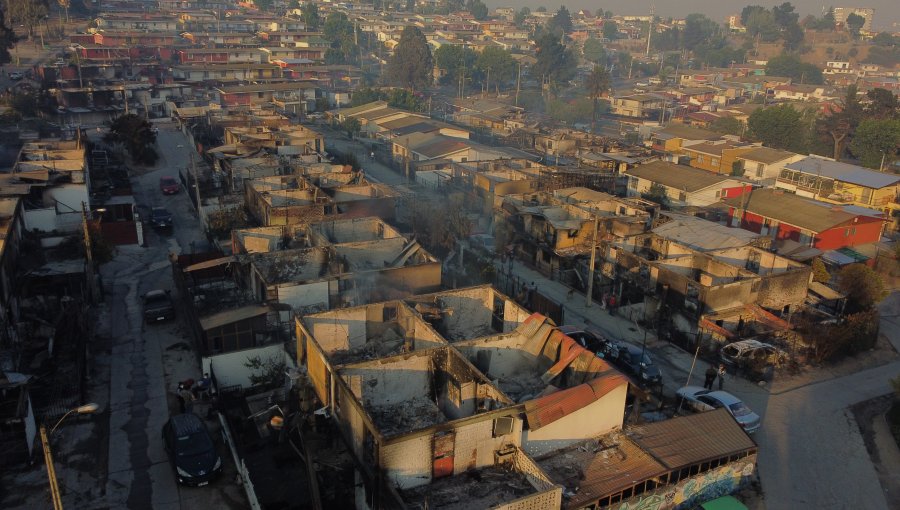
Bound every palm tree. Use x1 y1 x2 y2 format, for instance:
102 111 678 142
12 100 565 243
585 65 611 134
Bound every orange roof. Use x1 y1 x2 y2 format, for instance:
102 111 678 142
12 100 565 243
524 371 627 430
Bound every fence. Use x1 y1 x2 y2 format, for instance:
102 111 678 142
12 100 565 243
218 412 262 510
494 268 564 325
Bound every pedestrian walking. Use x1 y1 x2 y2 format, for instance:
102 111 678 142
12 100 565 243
179 384 195 413
703 366 717 390
176 384 186 413
717 364 727 391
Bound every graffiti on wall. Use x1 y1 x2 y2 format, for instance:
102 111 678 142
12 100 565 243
615 458 756 510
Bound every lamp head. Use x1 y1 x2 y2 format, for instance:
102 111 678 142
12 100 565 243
75 403 99 414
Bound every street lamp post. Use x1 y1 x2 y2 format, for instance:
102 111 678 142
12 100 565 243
40 403 100 510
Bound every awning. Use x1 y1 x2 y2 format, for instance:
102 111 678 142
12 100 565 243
808 281 844 301
185 255 236 272
199 304 269 331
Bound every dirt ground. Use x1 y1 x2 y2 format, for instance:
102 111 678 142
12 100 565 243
852 395 900 510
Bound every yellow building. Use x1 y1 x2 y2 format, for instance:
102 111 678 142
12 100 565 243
775 156 900 215
683 141 757 175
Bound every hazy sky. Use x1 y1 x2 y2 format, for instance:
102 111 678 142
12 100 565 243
485 0 900 32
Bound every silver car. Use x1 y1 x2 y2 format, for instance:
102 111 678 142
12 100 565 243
676 386 761 434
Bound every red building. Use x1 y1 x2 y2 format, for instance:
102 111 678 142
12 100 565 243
724 189 885 251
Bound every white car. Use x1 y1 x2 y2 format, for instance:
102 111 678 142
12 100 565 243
676 386 761 434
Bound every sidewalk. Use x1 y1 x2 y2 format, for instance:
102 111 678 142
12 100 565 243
499 258 654 346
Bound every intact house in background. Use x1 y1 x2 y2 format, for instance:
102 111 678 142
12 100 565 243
774 155 900 217
734 147 804 184
724 189 886 265
625 161 751 208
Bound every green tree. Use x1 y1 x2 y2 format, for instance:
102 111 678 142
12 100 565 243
322 13 358 64
584 65 610 133
765 54 823 84
872 32 896 46
602 20 618 40
533 33 576 85
742 6 780 41
466 0 488 21
300 2 320 30
865 88 899 118
535 6 547 13
582 37 606 65
641 183 670 209
387 26 433 91
838 263 887 313
747 104 808 152
682 13 720 51
850 118 900 169
863 46 900 67
547 6 573 35
104 114 158 165
782 22 804 51
811 257 831 283
476 46 516 92
350 87 384 106
341 117 361 138
772 2 799 29
709 116 744 136
434 44 477 85
845 13 865 38
817 84 862 160
513 7 529 27
0 5 16 65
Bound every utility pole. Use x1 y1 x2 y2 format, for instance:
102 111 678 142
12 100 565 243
585 214 599 307
81 202 96 304
645 5 654 56
515 62 521 107
191 153 203 221
40 425 63 510
404 137 410 186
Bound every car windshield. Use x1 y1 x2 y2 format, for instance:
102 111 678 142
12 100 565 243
729 402 753 417
145 293 169 305
176 431 213 457
161 177 176 185
631 352 653 366
152 209 170 217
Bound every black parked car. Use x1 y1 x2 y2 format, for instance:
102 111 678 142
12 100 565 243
605 341 663 385
559 325 609 353
149 207 173 229
162 413 222 486
142 289 174 323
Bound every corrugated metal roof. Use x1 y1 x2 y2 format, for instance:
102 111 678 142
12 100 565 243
565 436 667 506
524 372 628 430
724 188 881 233
629 408 757 469
626 161 734 193
737 146 798 165
785 156 900 189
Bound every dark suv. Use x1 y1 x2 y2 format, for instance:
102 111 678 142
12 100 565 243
162 413 222 486
143 289 174 323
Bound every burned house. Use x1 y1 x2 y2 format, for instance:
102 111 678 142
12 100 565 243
499 188 652 279
246 236 441 313
244 175 331 227
607 229 811 331
297 299 630 507
232 216 404 254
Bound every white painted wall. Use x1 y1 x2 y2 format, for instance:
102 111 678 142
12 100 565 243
202 343 290 389
277 280 329 311
521 384 628 457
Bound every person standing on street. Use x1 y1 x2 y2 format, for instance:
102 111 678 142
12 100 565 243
717 364 727 391
704 366 717 390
